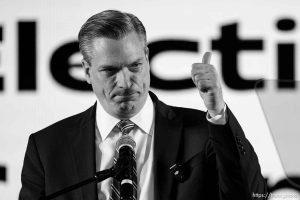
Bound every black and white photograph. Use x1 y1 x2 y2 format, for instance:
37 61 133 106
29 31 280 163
0 0 299 199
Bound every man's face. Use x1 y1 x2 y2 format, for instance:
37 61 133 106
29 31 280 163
82 32 150 119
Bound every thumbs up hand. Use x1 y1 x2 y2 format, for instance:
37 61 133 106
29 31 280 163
191 52 225 117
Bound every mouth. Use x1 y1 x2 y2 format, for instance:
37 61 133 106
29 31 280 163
112 91 139 102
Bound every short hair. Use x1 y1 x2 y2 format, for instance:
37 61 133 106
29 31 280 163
78 10 147 65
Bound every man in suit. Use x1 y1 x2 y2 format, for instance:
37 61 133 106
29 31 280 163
19 10 267 200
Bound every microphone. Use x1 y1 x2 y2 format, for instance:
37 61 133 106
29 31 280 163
114 135 137 200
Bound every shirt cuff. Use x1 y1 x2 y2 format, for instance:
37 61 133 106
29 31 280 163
206 104 228 125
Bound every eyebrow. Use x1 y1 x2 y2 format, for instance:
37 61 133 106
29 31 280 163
129 58 143 65
98 58 143 69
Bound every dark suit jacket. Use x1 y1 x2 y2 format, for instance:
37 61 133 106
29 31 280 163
19 92 267 200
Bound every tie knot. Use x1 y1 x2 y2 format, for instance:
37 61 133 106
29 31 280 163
116 120 135 135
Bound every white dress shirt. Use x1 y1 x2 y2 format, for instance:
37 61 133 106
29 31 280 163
95 94 227 200
95 94 155 200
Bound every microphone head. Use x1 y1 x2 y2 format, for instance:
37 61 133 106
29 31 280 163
116 135 136 151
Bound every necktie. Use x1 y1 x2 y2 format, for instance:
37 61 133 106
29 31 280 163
110 120 137 200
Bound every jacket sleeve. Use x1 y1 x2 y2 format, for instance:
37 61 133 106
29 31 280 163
19 134 45 200
206 107 267 200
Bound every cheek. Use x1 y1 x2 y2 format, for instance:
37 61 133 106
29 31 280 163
138 68 150 86
136 74 150 92
143 68 151 85
90 73 106 92
132 74 145 87
99 77 116 96
89 69 98 83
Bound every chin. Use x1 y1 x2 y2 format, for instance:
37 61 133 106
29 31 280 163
117 102 136 118
113 97 145 118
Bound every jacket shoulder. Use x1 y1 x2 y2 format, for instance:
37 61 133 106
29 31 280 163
172 106 206 121
31 104 95 141
149 91 207 125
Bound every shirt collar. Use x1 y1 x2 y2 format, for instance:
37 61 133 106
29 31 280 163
96 94 154 140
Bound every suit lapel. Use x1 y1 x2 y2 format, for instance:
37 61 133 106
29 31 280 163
150 92 183 200
71 103 97 200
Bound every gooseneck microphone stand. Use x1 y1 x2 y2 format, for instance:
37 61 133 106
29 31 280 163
41 167 114 200
41 140 134 200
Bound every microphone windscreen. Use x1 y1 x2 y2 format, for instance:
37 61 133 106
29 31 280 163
116 135 136 151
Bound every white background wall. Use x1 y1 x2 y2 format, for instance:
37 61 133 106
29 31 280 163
0 0 300 199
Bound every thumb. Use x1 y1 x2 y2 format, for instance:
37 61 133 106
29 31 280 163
202 52 212 64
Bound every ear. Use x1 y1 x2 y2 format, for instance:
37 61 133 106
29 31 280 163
144 46 149 62
82 59 92 84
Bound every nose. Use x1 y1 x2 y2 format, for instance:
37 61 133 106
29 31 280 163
116 67 132 89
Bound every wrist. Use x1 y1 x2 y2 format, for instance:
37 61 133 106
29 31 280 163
208 102 225 117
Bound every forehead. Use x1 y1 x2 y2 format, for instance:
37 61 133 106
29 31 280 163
90 32 145 66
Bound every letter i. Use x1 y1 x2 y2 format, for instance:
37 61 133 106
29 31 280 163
276 18 296 88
